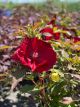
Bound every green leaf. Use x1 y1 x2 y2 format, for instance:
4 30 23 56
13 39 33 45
25 74 34 80
20 84 34 93
11 64 28 79
12 70 26 79
50 80 66 96
40 72 46 78
68 105 72 107
32 87 40 94
32 86 45 94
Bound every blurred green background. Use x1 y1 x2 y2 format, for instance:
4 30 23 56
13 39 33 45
0 0 80 12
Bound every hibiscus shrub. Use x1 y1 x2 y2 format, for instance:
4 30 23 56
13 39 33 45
10 15 80 107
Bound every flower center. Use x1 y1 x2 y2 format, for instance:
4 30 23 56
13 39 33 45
32 52 38 58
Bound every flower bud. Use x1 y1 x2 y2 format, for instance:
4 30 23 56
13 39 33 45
50 72 60 82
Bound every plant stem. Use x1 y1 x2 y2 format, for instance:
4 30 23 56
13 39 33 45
38 75 49 107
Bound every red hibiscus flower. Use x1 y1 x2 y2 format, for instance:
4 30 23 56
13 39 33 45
72 36 80 43
62 27 80 43
40 27 60 41
40 27 54 40
63 33 80 43
12 37 57 73
47 15 56 26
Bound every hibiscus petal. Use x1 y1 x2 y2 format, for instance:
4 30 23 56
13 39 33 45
12 37 57 73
